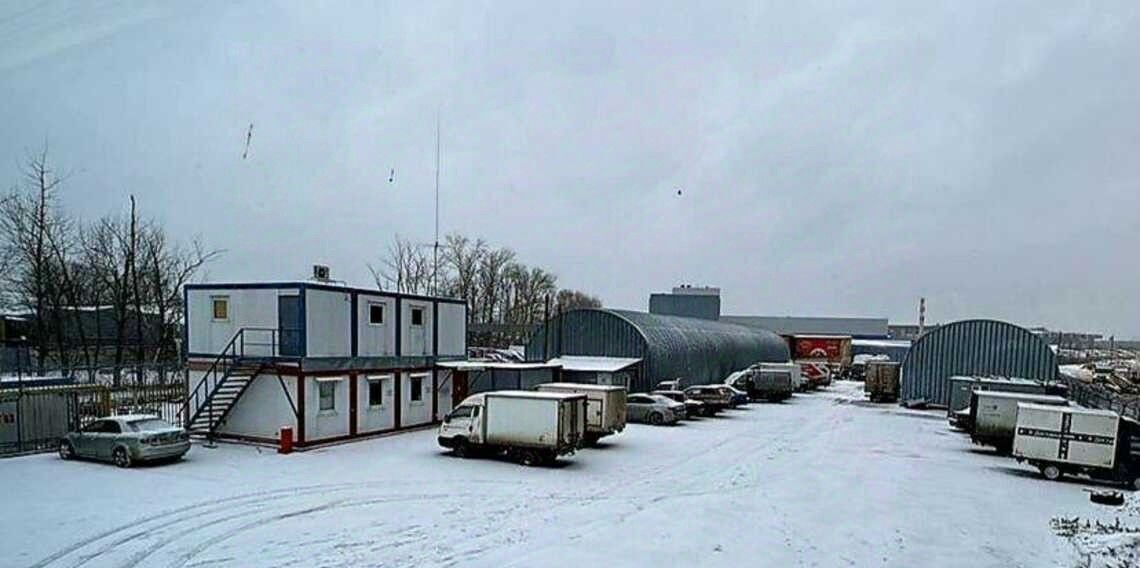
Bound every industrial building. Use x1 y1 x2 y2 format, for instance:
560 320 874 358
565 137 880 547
648 284 889 339
183 281 467 447
900 319 1059 407
649 286 721 321
526 308 790 393
723 316 890 339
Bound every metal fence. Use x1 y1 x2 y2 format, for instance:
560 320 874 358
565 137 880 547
1062 376 1140 421
0 364 187 457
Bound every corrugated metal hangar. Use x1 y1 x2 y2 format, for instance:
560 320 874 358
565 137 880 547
900 319 1059 407
526 308 790 393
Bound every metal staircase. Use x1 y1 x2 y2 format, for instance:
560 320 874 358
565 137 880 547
179 328 281 440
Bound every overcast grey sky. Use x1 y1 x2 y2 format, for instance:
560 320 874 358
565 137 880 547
1 1 1137 336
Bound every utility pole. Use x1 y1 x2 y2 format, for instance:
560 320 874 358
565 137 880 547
432 111 441 296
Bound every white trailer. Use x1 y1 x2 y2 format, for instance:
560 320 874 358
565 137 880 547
437 391 587 466
968 391 1069 453
534 383 627 444
1012 403 1140 488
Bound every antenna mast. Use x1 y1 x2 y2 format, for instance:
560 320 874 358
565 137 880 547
433 110 441 296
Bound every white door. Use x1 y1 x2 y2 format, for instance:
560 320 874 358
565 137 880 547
408 305 427 355
359 375 396 432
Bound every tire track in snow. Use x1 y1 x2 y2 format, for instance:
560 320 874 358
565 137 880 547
32 479 522 568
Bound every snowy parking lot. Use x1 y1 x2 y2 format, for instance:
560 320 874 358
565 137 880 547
2 381 1133 567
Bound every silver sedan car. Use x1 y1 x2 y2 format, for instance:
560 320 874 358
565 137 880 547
59 415 191 468
626 394 685 425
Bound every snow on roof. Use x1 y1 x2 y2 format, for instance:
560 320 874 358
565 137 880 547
973 391 1067 402
949 375 1042 385
1017 402 1118 417
536 383 626 392
852 339 912 348
436 360 558 371
545 356 642 373
483 390 587 400
108 414 162 422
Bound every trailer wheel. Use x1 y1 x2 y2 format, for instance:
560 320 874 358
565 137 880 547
648 412 664 425
1041 464 1063 481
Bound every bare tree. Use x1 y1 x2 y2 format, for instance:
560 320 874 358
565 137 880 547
371 234 432 294
476 246 516 324
441 233 486 319
373 231 602 347
141 227 222 362
0 147 68 373
556 289 602 312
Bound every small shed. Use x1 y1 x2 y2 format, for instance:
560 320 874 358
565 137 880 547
546 356 642 386
436 360 560 402
526 308 790 393
901 319 1059 407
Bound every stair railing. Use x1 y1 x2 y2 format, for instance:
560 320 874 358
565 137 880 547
177 327 280 431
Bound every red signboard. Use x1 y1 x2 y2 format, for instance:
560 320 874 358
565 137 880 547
793 338 843 361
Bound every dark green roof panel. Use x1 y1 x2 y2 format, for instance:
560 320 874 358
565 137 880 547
526 308 790 392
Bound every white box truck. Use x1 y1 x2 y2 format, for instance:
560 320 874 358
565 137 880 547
740 363 796 402
1012 403 1140 489
534 383 627 445
947 376 1062 430
968 391 1069 453
437 391 588 466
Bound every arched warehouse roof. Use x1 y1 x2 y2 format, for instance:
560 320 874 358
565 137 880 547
900 319 1059 406
526 308 790 393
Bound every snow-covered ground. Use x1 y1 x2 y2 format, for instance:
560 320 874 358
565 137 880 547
2 381 1135 567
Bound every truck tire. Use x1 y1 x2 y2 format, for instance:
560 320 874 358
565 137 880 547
58 441 74 460
583 433 600 446
649 412 664 425
1041 464 1063 481
518 450 543 467
452 439 470 458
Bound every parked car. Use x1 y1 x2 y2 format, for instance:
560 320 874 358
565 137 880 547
654 379 684 392
682 386 733 415
720 385 749 407
651 390 706 418
59 415 191 468
626 394 684 425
